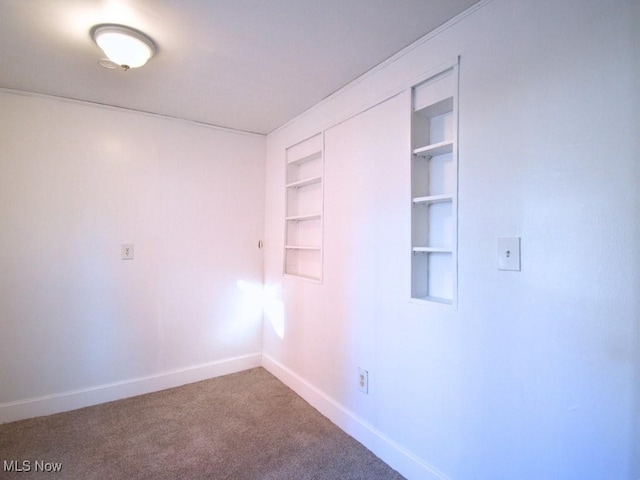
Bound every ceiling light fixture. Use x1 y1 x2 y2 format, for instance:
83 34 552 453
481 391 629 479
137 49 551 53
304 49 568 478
90 24 156 71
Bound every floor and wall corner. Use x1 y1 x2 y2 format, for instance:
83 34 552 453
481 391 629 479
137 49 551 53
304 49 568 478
0 1 638 479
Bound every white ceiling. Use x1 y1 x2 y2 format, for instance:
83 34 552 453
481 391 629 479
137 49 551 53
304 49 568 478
0 0 478 134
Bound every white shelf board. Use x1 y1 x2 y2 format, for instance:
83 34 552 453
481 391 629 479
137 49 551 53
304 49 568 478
412 194 453 205
284 272 322 283
285 245 321 250
412 247 453 254
413 140 453 157
286 176 322 189
285 213 322 222
287 150 322 166
414 95 454 117
411 295 453 305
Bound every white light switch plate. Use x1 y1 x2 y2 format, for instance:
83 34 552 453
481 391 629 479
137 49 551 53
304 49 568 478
497 237 520 271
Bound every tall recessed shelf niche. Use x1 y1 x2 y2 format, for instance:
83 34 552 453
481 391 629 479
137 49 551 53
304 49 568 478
411 62 459 305
284 133 324 281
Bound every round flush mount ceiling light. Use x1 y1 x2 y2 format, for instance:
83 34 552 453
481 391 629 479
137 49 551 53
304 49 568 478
90 24 156 70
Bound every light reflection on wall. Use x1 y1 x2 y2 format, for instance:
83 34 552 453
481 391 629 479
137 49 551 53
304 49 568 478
236 280 284 339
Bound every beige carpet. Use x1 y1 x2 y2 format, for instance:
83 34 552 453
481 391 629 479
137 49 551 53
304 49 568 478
0 367 405 479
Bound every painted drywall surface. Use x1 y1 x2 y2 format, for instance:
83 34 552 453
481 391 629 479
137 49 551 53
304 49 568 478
264 1 639 479
0 92 265 403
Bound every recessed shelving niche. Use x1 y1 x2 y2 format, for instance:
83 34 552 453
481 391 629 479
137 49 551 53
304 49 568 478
284 133 324 281
411 62 459 305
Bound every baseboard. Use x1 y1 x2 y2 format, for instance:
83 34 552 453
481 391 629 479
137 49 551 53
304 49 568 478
262 354 449 480
0 353 262 424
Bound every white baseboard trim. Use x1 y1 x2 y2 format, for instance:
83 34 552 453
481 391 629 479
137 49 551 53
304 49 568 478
0 353 262 424
262 354 449 480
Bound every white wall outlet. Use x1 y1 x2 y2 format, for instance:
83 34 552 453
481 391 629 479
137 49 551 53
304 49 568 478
358 368 368 394
121 243 134 260
497 237 520 271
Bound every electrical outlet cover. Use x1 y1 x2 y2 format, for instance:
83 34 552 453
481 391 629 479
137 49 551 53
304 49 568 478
121 243 134 260
358 368 368 394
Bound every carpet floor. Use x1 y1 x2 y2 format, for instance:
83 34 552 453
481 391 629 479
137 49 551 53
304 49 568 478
0 367 405 479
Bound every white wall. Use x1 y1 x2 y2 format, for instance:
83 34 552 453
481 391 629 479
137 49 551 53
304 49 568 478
0 91 265 420
263 1 639 479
